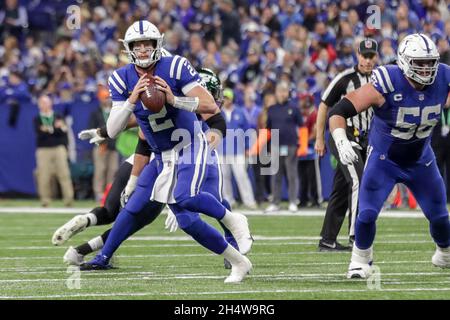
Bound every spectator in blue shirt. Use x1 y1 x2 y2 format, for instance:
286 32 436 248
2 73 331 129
266 81 303 213
242 86 262 130
219 88 257 209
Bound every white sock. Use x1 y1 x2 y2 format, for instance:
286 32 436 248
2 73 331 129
85 213 97 226
221 244 244 265
437 245 450 253
220 210 235 224
87 236 104 251
351 245 373 264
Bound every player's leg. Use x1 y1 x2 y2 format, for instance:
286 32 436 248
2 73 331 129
170 204 251 283
52 161 132 246
66 201 165 266
348 150 397 278
203 154 239 269
80 161 160 267
405 158 450 268
174 141 253 255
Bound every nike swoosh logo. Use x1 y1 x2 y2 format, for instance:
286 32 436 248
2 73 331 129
322 242 336 248
425 160 433 167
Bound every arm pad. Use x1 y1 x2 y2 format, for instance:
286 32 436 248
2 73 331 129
135 137 152 157
205 113 227 137
328 98 358 119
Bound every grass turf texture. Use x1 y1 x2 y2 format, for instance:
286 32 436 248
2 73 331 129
0 203 449 299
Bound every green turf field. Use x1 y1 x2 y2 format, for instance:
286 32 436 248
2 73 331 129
0 202 449 300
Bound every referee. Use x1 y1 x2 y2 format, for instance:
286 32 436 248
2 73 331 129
315 38 379 251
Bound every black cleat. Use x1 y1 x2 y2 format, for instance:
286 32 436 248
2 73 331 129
79 254 114 271
318 239 352 252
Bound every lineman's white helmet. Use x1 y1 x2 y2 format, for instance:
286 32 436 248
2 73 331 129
397 33 440 85
121 20 164 68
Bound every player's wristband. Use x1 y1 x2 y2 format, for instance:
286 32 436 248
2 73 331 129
98 126 109 139
173 96 199 112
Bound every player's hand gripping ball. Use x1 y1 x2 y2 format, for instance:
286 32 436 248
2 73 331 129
139 74 166 112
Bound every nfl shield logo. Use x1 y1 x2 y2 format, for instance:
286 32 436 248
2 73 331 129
365 40 372 48
419 94 424 101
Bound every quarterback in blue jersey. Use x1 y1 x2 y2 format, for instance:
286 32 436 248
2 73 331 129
91 20 252 283
328 33 450 278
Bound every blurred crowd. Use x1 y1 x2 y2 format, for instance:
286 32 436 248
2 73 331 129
1 0 450 206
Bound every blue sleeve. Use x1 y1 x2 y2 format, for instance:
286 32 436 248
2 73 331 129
169 56 201 94
370 66 395 97
108 69 128 102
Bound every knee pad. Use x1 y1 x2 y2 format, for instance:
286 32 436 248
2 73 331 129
176 212 201 230
357 209 378 224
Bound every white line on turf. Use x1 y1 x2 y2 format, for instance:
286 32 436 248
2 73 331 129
0 260 435 274
0 250 435 261
0 271 448 283
1 239 438 250
2 287 450 299
0 207 425 218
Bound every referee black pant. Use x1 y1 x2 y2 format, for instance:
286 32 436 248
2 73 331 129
320 135 367 242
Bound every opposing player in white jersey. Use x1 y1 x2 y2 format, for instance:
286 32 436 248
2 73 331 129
83 20 252 283
328 33 450 278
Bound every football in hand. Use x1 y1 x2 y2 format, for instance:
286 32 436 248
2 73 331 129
139 75 166 113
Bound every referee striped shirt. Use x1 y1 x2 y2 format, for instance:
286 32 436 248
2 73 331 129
322 66 374 143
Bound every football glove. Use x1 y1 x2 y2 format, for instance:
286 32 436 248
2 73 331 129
165 208 178 233
78 128 105 145
332 128 358 166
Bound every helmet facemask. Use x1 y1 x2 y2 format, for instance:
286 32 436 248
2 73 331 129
402 55 439 85
121 35 164 69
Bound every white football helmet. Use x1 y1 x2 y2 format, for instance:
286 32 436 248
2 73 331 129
397 33 440 85
120 20 164 68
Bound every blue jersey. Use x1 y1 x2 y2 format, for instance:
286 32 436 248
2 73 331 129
108 56 204 152
369 63 450 165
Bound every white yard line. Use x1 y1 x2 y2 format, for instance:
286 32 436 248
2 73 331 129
0 207 425 218
0 260 434 274
1 287 450 299
2 239 439 251
0 250 435 261
0 271 448 283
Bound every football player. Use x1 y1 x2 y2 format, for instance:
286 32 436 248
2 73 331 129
328 33 450 278
83 20 252 283
53 68 238 270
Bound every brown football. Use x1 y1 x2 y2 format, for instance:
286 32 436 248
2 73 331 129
139 75 166 113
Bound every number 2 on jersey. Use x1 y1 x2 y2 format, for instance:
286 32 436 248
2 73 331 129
148 106 174 132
